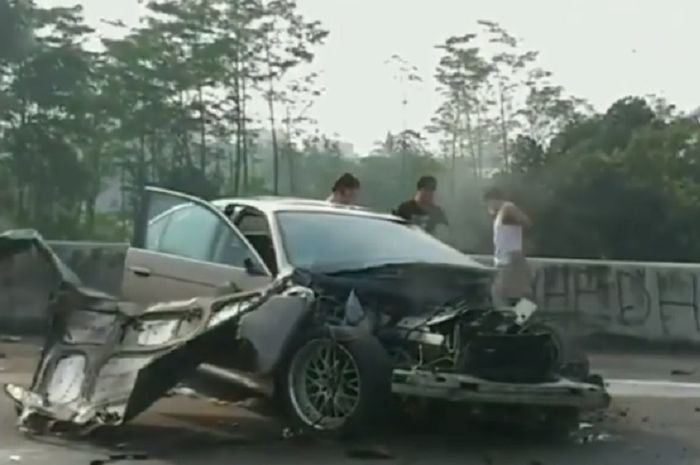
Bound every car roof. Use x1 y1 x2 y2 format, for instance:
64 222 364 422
211 196 404 222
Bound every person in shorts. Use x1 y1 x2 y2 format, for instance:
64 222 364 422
483 186 533 307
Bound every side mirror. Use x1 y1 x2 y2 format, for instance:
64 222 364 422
243 257 266 276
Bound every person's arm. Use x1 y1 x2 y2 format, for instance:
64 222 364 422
394 202 410 221
432 206 451 243
436 206 449 226
502 202 531 228
434 223 451 244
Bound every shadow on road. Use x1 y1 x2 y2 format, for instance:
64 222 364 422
41 397 698 465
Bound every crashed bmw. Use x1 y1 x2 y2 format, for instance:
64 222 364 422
2 187 610 435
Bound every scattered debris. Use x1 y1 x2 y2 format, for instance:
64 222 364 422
89 452 149 465
0 352 6 359
642 416 649 423
216 420 239 429
9 455 21 462
618 410 628 418
168 386 199 399
671 369 695 376
575 431 613 445
0 335 21 343
281 427 297 439
346 445 394 460
694 407 700 413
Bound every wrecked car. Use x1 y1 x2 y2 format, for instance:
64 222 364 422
2 187 610 435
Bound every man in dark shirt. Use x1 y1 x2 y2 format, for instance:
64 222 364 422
394 175 448 235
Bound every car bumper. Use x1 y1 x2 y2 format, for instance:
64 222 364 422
391 369 611 410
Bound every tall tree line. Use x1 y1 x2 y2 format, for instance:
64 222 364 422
3 7 700 265
0 0 327 238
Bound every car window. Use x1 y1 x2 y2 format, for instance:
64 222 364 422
237 213 270 234
276 211 486 272
145 214 171 251
157 204 219 261
210 222 257 268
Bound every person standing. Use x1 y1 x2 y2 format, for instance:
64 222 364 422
326 173 360 205
394 175 449 237
483 186 533 307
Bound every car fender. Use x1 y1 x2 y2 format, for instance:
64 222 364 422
237 294 313 376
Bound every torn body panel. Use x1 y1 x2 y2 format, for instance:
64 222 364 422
0 230 310 433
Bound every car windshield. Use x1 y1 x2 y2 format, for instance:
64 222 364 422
276 211 486 272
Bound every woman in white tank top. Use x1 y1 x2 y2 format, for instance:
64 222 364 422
483 187 533 307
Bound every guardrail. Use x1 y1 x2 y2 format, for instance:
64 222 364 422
3 241 700 345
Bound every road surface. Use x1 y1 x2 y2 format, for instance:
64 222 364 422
1 341 699 465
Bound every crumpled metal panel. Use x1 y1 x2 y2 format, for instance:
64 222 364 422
0 229 300 434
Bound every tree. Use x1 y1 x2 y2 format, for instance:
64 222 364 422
257 0 328 194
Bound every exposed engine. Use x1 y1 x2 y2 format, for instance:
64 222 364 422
300 265 561 384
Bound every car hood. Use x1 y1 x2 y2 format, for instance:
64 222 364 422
306 255 493 275
304 261 493 318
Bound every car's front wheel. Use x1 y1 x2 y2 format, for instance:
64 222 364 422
277 329 391 436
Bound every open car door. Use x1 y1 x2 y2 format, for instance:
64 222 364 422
121 187 272 304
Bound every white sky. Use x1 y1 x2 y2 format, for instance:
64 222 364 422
40 0 700 154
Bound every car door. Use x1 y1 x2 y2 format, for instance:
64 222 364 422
121 187 272 304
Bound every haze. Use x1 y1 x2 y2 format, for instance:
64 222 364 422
38 0 700 154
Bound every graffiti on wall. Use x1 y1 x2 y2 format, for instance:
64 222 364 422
532 261 700 340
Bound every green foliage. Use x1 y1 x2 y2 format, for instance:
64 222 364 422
2 7 700 266
506 98 700 262
0 0 328 240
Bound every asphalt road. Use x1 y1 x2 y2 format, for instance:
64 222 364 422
1 342 700 465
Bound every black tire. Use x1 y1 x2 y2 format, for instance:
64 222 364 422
522 321 590 380
275 327 392 437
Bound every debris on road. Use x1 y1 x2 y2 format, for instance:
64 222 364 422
89 452 149 465
168 386 199 399
346 445 395 460
9 455 21 462
0 335 22 343
670 369 695 376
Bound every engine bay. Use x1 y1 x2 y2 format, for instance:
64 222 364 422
300 265 563 384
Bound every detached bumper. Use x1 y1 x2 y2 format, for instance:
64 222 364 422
392 369 611 410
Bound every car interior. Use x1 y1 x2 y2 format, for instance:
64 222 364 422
226 205 279 275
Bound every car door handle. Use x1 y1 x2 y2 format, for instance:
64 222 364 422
129 265 152 277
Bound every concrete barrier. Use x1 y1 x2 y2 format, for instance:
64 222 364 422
4 241 700 346
528 257 700 346
0 240 127 334
47 240 128 297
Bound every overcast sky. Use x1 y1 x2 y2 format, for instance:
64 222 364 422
41 0 700 154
